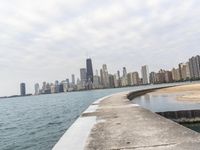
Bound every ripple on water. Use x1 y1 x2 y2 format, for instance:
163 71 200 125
0 85 178 150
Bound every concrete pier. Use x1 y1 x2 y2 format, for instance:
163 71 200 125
53 89 200 150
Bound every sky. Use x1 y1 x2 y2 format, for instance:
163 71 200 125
0 0 200 96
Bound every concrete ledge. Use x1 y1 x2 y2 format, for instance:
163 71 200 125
52 95 113 150
53 86 200 150
52 116 96 150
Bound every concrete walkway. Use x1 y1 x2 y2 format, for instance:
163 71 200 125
83 92 200 150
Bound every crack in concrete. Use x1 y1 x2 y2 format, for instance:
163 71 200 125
111 143 177 149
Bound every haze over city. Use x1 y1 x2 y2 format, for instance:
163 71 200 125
0 0 200 96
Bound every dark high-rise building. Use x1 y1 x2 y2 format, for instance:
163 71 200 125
20 83 26 96
59 83 64 93
86 58 94 82
71 74 75 85
109 74 115 88
117 70 121 79
123 67 127 77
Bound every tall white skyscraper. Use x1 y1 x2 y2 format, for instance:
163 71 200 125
141 65 149 84
80 68 87 89
93 75 100 89
102 64 109 88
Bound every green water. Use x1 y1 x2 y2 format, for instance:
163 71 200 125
181 123 200 133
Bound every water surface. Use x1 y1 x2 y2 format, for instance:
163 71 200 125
0 86 153 150
132 88 200 133
132 92 200 112
0 83 186 150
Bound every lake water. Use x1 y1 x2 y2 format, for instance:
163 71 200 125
1 85 171 150
1 83 195 150
132 92 200 112
182 123 200 132
132 89 200 133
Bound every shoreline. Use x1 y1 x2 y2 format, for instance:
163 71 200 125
1 81 195 99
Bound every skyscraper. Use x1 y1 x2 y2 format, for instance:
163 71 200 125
117 70 121 79
72 74 75 85
141 65 149 84
132 72 140 85
93 75 100 89
113 74 119 87
164 71 173 83
127 73 133 86
172 68 181 81
100 69 104 86
149 72 156 84
34 83 40 95
179 63 188 80
66 78 70 88
86 58 94 83
117 70 121 87
80 68 87 82
122 67 128 86
186 62 191 79
102 64 109 88
42 82 47 94
54 80 60 93
20 83 26 96
109 74 115 88
123 67 127 77
189 55 200 79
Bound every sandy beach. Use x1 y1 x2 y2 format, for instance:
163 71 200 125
151 83 200 102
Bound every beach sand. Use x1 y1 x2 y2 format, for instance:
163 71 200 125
151 83 200 102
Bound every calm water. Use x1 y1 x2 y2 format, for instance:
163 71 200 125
132 93 200 112
1 85 166 150
132 89 200 133
182 123 200 132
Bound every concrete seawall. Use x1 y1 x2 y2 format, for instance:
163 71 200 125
53 87 200 150
157 110 200 123
126 85 177 100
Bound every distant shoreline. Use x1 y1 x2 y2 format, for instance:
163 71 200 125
0 94 32 99
1 81 199 100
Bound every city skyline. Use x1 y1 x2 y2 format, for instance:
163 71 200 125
0 0 200 96
1 54 200 97
12 54 200 97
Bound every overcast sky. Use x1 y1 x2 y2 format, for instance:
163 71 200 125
0 0 200 96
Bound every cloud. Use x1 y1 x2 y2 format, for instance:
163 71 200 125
0 0 200 96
